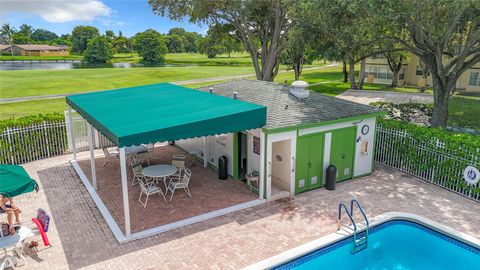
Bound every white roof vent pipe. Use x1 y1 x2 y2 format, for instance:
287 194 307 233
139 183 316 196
233 92 238 99
290 80 310 99
209 87 213 94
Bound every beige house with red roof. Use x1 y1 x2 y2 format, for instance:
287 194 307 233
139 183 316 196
10 44 69 56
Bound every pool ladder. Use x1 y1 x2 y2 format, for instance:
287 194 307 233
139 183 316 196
338 199 370 254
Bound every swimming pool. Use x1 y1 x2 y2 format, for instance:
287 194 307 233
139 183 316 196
273 219 480 270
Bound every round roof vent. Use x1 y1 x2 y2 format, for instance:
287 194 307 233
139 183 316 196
290 80 310 99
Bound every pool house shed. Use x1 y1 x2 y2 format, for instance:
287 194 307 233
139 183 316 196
66 80 384 242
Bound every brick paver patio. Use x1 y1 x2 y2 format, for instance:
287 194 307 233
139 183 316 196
76 145 257 233
9 153 480 269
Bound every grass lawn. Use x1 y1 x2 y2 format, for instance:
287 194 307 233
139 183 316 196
0 65 256 99
0 98 66 119
448 95 480 131
0 79 231 119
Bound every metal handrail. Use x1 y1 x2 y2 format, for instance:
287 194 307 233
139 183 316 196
350 199 370 230
338 203 357 243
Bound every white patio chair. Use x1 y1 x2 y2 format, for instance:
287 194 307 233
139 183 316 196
169 159 185 182
131 162 144 186
172 154 185 160
133 151 150 166
166 169 192 202
102 147 119 167
138 179 166 208
0 255 16 270
146 143 155 153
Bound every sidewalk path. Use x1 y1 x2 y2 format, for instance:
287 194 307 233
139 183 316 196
0 63 338 104
336 89 433 105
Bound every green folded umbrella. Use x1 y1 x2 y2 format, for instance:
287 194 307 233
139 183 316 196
0 164 39 198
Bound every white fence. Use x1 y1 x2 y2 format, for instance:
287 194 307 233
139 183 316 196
64 111 115 152
0 121 68 164
374 125 480 201
0 112 115 165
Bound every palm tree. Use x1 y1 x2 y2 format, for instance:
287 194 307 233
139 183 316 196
1 23 16 56
19 24 34 56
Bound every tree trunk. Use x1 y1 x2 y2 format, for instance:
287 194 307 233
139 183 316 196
349 61 357 89
342 60 348 83
358 58 366 89
430 75 453 128
293 56 304 81
391 71 399 88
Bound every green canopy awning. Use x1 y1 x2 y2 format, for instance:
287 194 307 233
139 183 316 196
66 83 267 147
0 164 39 197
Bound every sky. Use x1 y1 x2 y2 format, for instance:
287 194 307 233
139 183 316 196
0 0 208 37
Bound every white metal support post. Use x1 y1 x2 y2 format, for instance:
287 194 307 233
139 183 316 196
203 136 208 167
87 123 97 189
119 147 131 238
67 106 77 160
259 131 265 200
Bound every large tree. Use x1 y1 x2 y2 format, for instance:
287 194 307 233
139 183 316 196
148 0 293 81
0 23 15 55
280 27 319 80
375 0 480 128
133 29 168 62
31 28 58 42
300 0 380 89
71 26 99 54
83 36 113 64
19 24 34 41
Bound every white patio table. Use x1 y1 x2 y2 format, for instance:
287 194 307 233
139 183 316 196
0 226 34 267
142 164 177 190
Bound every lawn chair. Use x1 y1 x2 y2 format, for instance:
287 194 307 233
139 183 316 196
138 179 166 208
131 162 144 186
102 147 119 167
146 143 155 153
172 154 185 160
169 159 185 185
133 151 150 166
166 169 192 202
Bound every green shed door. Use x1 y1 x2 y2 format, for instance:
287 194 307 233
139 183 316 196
330 127 356 182
295 136 310 194
295 133 324 194
308 134 324 189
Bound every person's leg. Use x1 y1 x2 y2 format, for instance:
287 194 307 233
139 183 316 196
7 211 14 234
13 209 20 224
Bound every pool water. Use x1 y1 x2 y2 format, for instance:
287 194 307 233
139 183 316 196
274 220 480 270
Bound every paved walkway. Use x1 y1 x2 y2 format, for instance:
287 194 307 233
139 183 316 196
337 89 434 105
0 64 338 104
12 153 479 269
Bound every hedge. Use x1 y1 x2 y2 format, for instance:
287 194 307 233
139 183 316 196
376 118 480 198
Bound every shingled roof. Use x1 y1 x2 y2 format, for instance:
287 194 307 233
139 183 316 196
199 80 384 131
14 44 67 51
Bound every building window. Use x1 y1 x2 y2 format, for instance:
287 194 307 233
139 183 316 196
469 72 479 86
367 66 393 80
416 66 423 76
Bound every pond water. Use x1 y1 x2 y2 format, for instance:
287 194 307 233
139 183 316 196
0 62 197 70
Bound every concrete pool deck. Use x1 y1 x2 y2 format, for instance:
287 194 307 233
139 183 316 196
13 153 480 269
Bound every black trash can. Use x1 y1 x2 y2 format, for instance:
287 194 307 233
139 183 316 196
218 156 228 180
326 165 337 190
